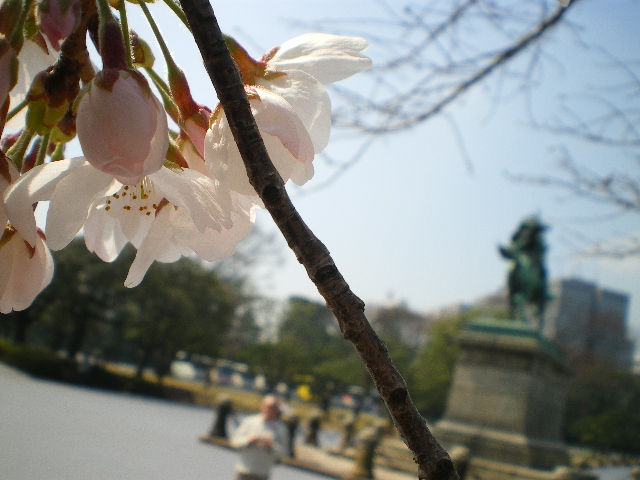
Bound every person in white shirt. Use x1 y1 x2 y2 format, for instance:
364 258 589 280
231 395 289 480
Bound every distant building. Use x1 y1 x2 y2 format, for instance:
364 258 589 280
371 279 635 368
472 278 635 370
543 278 635 370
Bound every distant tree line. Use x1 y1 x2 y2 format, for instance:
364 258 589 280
0 238 255 380
2 243 639 454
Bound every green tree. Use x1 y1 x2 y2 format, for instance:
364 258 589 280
565 363 640 454
5 239 132 356
312 354 367 390
0 238 255 380
278 296 335 356
236 342 310 386
407 312 468 421
122 257 252 381
236 297 369 393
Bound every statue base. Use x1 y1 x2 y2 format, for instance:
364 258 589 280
433 318 570 470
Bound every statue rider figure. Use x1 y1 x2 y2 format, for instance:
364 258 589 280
498 216 551 330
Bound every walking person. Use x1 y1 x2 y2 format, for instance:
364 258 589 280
231 394 289 480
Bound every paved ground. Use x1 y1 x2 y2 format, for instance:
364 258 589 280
287 443 419 480
0 363 333 480
201 435 419 480
2 362 631 480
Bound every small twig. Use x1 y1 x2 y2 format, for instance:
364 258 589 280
178 0 459 478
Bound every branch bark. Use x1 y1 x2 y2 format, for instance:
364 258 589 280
178 1 459 478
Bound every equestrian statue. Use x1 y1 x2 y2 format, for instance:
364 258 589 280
498 216 551 330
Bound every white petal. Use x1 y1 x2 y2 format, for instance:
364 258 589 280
204 115 254 195
124 207 172 288
258 70 331 154
0 161 20 227
170 200 256 262
35 234 54 292
205 109 304 195
113 204 154 248
149 167 233 233
252 89 314 164
0 235 15 306
206 119 298 195
0 233 53 313
176 225 235 261
181 140 212 177
270 33 372 84
3 157 89 245
290 161 315 186
162 208 228 259
155 239 187 263
264 133 304 183
84 207 128 262
46 162 116 250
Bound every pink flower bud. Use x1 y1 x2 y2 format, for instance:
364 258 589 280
76 69 168 185
37 0 80 51
183 108 210 158
0 227 54 313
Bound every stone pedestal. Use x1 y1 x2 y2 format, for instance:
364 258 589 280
434 318 570 470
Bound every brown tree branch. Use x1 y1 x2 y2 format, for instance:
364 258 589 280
343 0 580 134
178 0 458 478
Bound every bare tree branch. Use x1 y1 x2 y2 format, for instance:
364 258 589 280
508 152 640 213
510 47 640 258
178 0 459 478
320 0 581 134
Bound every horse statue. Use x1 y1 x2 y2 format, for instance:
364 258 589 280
498 216 551 329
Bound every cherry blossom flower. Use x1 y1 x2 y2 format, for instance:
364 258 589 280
76 69 168 185
205 34 371 194
115 189 257 287
4 156 256 287
0 159 53 313
37 0 80 51
261 34 371 152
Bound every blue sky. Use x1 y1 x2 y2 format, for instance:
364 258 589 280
65 1 640 334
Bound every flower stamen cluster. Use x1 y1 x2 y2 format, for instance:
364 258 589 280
105 181 160 216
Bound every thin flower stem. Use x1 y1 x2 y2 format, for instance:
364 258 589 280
9 0 34 51
95 0 114 34
140 0 201 123
145 67 180 123
118 1 133 69
5 129 33 171
35 131 51 167
178 1 459 479
6 99 28 123
137 0 177 73
50 142 65 162
161 0 191 30
145 66 171 98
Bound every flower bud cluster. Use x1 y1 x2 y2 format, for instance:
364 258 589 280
0 0 371 312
